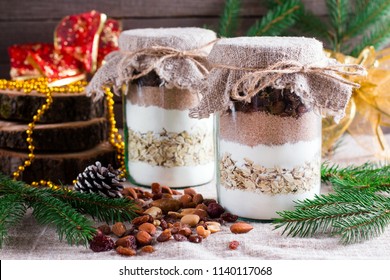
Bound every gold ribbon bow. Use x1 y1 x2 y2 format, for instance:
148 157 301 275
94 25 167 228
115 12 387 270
323 46 390 159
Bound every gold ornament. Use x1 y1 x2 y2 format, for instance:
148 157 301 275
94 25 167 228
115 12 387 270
323 47 390 160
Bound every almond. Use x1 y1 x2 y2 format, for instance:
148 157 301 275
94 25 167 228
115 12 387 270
192 193 204 205
179 194 193 204
184 188 197 197
157 229 172 242
136 230 152 246
151 182 161 194
115 235 137 250
138 222 157 235
230 222 254 234
132 215 150 226
141 245 155 253
112 222 126 237
116 246 136 256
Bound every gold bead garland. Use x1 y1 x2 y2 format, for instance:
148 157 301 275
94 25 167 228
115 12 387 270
0 78 125 189
105 87 126 176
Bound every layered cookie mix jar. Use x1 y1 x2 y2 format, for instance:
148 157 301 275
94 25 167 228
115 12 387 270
191 37 364 219
88 28 216 187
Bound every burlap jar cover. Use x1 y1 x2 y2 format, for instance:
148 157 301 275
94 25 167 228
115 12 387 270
87 27 217 98
190 37 366 220
190 37 365 121
87 27 217 187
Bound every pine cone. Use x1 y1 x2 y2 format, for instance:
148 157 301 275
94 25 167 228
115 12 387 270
74 161 125 198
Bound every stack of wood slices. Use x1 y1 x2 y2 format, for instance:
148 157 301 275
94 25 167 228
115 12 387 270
0 87 117 184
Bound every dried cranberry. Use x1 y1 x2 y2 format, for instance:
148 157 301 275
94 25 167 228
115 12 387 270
221 212 239 223
188 235 203 243
229 240 240 250
203 199 217 206
173 234 187 242
160 219 169 230
207 202 225 218
90 232 114 252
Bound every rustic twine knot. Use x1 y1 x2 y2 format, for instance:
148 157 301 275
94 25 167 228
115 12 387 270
117 40 218 84
213 60 367 103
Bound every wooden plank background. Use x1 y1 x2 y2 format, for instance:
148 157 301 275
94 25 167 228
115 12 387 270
0 0 327 127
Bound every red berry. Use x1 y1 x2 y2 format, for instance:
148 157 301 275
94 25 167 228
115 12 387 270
90 232 115 252
229 240 240 250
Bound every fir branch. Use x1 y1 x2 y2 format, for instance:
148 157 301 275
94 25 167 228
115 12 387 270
274 190 390 243
351 20 390 56
49 188 138 223
218 0 241 37
0 195 27 248
335 207 390 244
28 193 96 246
294 8 332 45
345 0 390 40
326 0 349 51
246 0 302 36
0 173 138 247
321 162 390 192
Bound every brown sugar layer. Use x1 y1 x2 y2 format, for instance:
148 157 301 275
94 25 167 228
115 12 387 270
219 110 321 146
126 85 200 111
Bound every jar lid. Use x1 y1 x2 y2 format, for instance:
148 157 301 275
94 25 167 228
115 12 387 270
87 27 217 98
190 36 364 121
208 36 325 67
119 27 216 53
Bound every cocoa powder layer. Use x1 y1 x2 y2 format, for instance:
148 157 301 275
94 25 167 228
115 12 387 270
219 110 321 146
126 85 200 110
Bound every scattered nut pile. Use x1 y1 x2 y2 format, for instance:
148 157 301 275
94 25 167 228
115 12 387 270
89 183 253 256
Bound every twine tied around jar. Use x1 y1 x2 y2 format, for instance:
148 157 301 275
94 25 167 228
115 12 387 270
213 60 367 103
87 37 218 100
117 41 218 83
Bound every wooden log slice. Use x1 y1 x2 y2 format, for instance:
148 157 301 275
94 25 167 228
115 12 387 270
0 117 108 152
0 142 117 184
0 89 105 123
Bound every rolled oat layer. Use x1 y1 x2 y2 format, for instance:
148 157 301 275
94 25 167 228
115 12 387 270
127 85 200 111
219 111 321 146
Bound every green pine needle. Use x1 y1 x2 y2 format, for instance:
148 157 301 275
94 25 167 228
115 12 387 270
294 8 332 44
28 192 96 246
0 172 138 248
335 207 390 244
321 162 390 192
218 0 241 37
326 0 349 50
351 19 390 56
50 188 138 223
346 0 390 39
246 0 302 36
0 195 27 247
275 163 390 244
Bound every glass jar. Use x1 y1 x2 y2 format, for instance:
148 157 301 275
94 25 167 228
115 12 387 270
189 36 353 220
217 88 322 220
118 27 217 188
124 72 214 187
